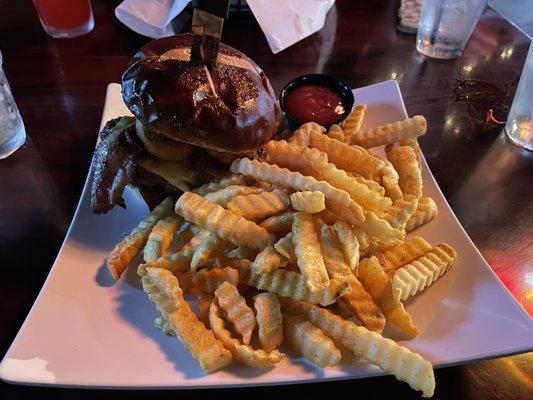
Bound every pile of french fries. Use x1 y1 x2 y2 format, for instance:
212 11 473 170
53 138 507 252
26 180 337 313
106 106 458 398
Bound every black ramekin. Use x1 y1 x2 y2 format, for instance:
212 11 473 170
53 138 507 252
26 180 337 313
279 74 355 131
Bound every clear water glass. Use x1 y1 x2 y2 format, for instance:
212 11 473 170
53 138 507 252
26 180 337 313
505 42 533 151
0 51 26 159
416 0 487 59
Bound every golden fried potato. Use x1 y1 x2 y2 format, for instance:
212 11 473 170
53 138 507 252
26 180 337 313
280 298 434 397
176 192 274 250
392 243 457 301
191 233 228 271
274 233 296 263
142 267 232 372
107 197 173 280
342 104 367 141
284 314 341 368
253 293 283 352
331 220 360 270
204 185 263 207
405 197 438 232
383 195 419 229
227 189 290 222
259 212 294 237
252 245 288 274
143 215 181 262
288 122 325 146
237 259 348 306
349 115 427 148
293 212 330 293
209 302 284 368
326 123 345 141
357 257 420 336
178 267 239 295
230 158 365 225
291 126 385 179
215 281 256 345
379 160 403 201
290 191 326 213
192 174 252 196
386 145 423 199
376 236 432 273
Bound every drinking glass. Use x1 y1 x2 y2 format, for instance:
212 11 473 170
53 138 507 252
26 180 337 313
416 0 487 59
505 42 533 151
33 0 94 39
0 52 26 159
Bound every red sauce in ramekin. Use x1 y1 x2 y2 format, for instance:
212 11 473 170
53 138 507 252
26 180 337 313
284 84 345 126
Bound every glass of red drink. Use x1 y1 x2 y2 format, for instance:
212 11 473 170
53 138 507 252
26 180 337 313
33 0 94 38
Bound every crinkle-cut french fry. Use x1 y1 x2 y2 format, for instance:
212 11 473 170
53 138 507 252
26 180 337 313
353 212 404 247
178 267 239 295
349 115 427 148
386 145 423 199
342 104 367 141
196 293 213 328
191 232 228 271
253 293 283 352
357 257 420 336
180 229 210 251
319 224 385 332
266 140 390 213
138 247 194 277
154 316 175 336
107 197 173 279
214 281 256 345
400 137 422 168
204 185 263 207
293 212 330 293
392 243 457 301
376 236 433 273
331 220 360 270
284 314 341 368
315 209 338 225
379 161 403 201
230 158 365 225
337 278 386 333
259 212 294 236
176 192 274 250
209 302 285 368
227 189 290 222
288 122 326 146
353 175 386 196
280 298 435 397
290 191 326 213
142 267 232 372
405 197 438 232
226 246 258 261
143 215 181 262
291 127 385 179
192 174 251 196
383 195 419 229
237 259 348 306
319 224 354 285
274 232 296 262
327 123 345 141
251 245 288 274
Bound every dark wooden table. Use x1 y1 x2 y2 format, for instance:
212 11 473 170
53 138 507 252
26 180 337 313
1 1 531 399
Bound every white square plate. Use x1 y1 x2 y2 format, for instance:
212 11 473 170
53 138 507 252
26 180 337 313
1 80 531 388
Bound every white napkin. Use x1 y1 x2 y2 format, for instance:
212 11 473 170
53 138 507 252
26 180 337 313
115 0 335 54
247 0 335 54
115 0 191 39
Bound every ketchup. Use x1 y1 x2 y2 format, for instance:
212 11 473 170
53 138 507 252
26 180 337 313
284 84 345 126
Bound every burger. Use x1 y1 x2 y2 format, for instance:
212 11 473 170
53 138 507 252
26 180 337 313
90 34 279 214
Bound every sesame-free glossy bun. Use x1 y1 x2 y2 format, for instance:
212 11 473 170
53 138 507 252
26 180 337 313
122 34 278 154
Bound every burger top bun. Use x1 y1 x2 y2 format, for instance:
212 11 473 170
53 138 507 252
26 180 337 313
122 34 279 154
